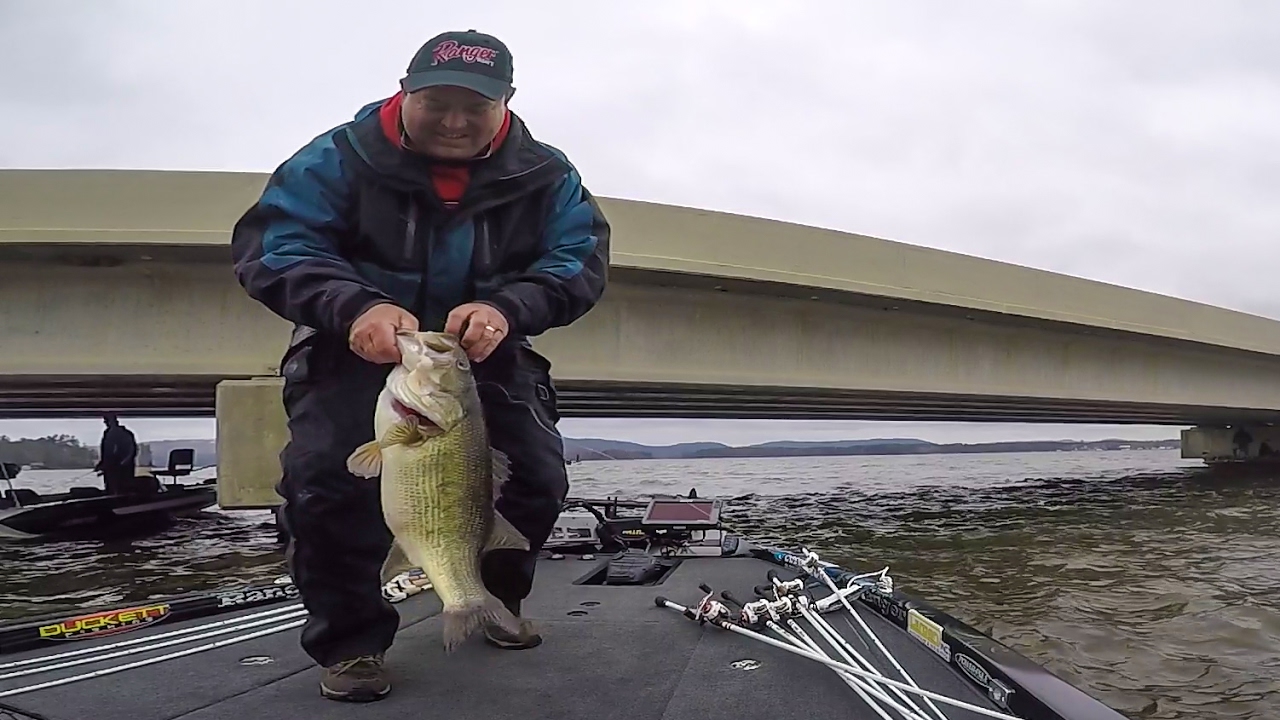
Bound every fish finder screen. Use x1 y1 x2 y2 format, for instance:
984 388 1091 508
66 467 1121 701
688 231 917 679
641 500 720 526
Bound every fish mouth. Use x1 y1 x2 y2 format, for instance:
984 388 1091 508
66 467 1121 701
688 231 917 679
385 366 462 433
385 330 467 432
386 368 436 420
389 396 444 431
395 330 460 356
418 331 461 354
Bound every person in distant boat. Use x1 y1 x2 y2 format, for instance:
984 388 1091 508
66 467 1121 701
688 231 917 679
1232 427 1253 459
230 29 609 703
94 413 138 496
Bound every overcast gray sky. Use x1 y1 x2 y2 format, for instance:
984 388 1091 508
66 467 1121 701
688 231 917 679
1 1 1275 446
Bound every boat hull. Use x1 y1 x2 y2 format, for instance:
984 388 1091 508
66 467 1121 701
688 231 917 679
0 485 218 541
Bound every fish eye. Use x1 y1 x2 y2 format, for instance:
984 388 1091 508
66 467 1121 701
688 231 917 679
455 358 469 370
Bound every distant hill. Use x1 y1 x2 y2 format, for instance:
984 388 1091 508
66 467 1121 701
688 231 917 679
564 438 731 460
0 434 97 469
564 436 1179 461
24 435 1178 470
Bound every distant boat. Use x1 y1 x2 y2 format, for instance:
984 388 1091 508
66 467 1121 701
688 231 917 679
0 450 218 542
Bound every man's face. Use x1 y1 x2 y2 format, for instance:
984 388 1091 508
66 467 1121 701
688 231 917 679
401 85 507 160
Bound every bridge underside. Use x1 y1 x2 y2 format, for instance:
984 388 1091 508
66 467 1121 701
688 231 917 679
4 256 1280 424
0 374 1275 425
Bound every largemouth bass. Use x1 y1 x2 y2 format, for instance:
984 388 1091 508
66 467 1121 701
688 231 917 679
346 330 529 651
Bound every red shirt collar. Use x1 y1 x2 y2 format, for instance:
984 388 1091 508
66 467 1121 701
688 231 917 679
377 91 511 159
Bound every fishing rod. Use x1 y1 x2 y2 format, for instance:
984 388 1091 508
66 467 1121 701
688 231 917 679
767 552 948 720
0 603 302 672
0 577 300 656
0 617 305 699
0 569 432 699
717 585 927 720
751 576 940 720
0 608 308 682
748 545 1055 717
655 589 1023 720
0 567 430 659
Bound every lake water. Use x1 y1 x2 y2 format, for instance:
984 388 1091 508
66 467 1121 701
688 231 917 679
2 448 1276 719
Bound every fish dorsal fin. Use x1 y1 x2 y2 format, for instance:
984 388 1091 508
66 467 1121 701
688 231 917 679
483 448 527 553
484 509 530 554
491 448 511 497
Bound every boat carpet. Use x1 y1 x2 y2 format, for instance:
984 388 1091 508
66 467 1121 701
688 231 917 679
1 555 999 720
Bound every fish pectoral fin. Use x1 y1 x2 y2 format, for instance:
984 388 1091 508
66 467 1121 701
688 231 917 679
484 510 531 554
490 448 511 497
392 414 447 444
383 417 424 446
416 419 446 439
346 441 383 479
379 540 419 585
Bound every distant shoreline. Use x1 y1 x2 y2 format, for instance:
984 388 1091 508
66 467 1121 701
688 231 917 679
8 436 1181 471
562 437 1180 462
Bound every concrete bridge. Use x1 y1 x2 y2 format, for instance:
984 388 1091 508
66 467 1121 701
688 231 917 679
1 169 1277 503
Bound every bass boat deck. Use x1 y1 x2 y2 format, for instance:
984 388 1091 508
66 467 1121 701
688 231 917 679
0 495 1127 720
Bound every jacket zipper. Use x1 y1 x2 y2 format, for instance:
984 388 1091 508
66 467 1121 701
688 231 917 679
402 199 419 261
474 216 492 278
402 157 559 315
410 222 436 321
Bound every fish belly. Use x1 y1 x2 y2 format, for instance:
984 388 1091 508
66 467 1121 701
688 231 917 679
380 424 493 612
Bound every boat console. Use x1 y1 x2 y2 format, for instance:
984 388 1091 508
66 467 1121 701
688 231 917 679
545 493 746 587
549 494 736 553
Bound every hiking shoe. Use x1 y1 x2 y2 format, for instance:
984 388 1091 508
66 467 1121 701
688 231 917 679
319 654 390 702
484 600 542 650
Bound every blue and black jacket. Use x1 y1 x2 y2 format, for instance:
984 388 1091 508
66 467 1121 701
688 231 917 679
230 100 610 365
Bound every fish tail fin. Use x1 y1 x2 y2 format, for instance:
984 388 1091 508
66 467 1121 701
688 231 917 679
441 594 520 653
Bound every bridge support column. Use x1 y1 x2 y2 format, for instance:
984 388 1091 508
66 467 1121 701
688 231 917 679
1181 425 1280 464
215 377 287 509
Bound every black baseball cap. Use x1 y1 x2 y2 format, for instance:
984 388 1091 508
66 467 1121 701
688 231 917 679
400 30 514 100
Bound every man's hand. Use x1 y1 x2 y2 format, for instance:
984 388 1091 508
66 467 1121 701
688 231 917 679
445 302 509 362
349 303 419 364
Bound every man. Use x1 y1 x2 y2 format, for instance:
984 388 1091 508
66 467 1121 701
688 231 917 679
95 413 137 496
230 30 609 702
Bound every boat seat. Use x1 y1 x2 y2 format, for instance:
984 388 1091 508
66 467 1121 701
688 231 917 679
154 448 196 485
2 488 41 507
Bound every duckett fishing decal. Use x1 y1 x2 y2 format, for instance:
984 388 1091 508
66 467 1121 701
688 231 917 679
37 603 171 640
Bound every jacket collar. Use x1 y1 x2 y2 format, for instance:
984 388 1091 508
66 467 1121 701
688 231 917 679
344 98 558 195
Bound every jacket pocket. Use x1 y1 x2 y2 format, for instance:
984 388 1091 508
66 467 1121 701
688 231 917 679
519 344 561 425
280 327 313 378
280 325 339 388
